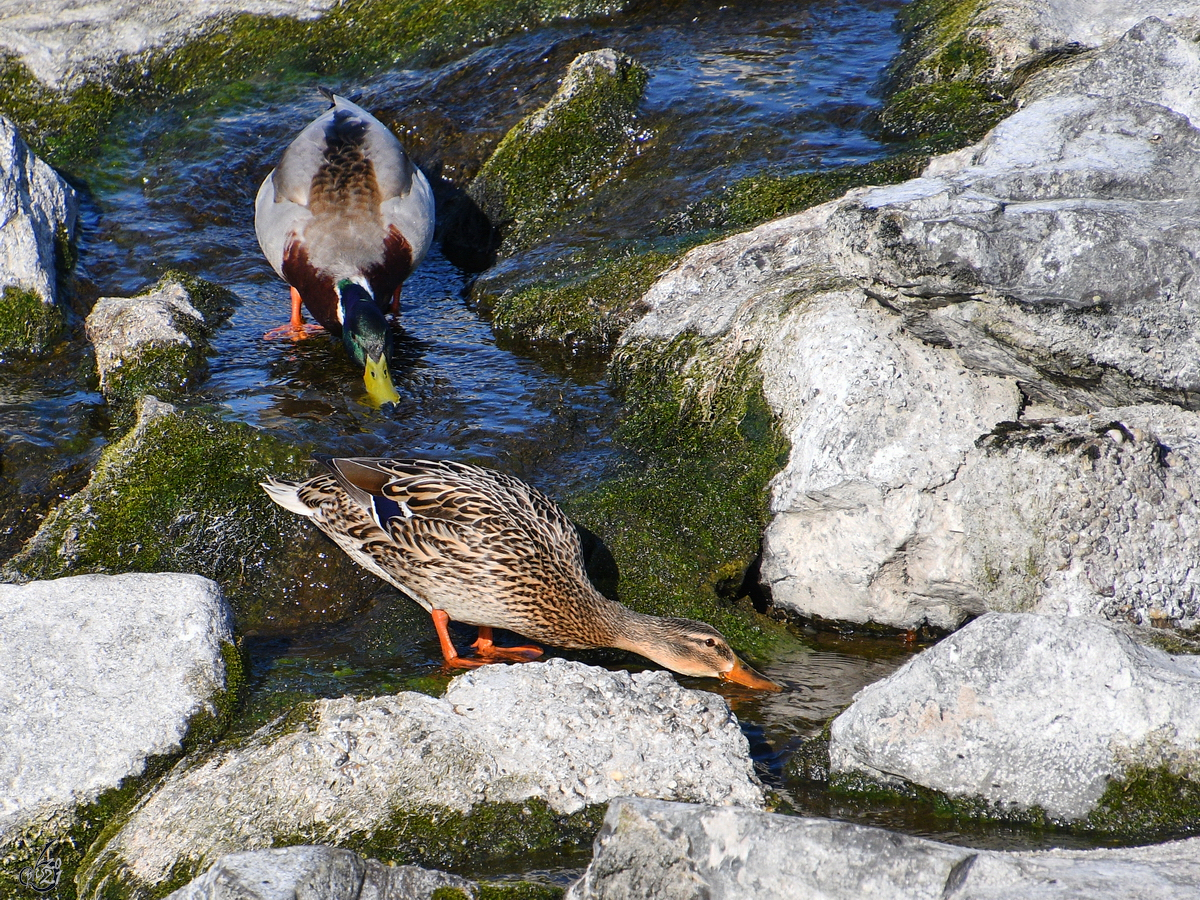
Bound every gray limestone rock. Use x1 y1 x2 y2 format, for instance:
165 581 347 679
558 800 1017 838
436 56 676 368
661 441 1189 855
830 613 1200 820
0 0 336 89
566 797 1200 900
621 16 1200 631
0 573 234 839
165 846 476 900
86 279 212 402
0 113 75 306
83 658 761 895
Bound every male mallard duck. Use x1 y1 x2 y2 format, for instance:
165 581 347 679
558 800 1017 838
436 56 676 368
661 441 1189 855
254 90 435 406
262 457 781 690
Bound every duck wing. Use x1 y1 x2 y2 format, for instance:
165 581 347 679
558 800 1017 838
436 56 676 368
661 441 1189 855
321 457 590 633
255 94 434 303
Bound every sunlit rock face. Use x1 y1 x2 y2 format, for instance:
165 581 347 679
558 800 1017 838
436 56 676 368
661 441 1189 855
622 16 1200 632
566 797 1200 900
0 0 338 89
0 573 233 837
830 612 1200 821
0 114 75 353
82 658 762 896
164 846 476 900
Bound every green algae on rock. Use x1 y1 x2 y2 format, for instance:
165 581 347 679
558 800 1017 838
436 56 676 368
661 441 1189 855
466 48 649 251
0 284 63 358
85 275 235 406
565 333 790 659
0 395 343 629
670 155 932 235
479 248 685 350
879 0 1012 146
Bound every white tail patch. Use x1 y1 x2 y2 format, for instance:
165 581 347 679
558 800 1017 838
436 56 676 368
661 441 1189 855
260 478 316 517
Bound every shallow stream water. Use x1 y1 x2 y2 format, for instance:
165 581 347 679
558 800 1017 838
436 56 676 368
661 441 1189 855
0 0 1131 882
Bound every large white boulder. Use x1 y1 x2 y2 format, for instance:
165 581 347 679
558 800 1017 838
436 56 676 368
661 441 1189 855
622 16 1200 630
0 573 234 838
567 797 1200 900
164 846 476 900
83 658 762 894
830 613 1200 820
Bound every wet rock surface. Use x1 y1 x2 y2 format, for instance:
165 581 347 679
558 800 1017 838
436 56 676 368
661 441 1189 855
567 797 1200 900
463 47 647 253
0 573 233 837
623 15 1200 631
830 613 1200 821
85 659 761 893
86 278 222 403
0 0 338 88
165 845 476 900
0 113 75 352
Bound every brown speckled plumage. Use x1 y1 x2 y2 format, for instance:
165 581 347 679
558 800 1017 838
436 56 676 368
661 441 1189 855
261 457 782 689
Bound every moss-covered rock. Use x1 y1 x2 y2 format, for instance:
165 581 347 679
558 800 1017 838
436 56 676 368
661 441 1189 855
0 284 64 359
563 333 790 659
0 1 637 168
669 155 932 235
466 48 648 251
478 248 684 350
84 274 235 406
878 0 1013 147
1 395 376 630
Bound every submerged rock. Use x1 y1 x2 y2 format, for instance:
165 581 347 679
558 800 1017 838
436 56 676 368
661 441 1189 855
567 797 1200 900
0 114 75 355
82 659 761 897
0 573 235 893
830 613 1200 822
86 275 235 404
463 48 648 251
165 846 475 900
619 16 1200 631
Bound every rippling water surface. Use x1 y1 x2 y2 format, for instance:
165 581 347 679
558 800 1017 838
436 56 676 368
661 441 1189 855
0 0 1100 872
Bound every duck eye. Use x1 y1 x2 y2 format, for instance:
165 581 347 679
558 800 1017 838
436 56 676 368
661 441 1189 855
705 638 716 647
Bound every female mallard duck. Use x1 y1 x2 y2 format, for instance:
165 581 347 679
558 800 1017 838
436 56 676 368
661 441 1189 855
262 457 781 690
254 90 435 406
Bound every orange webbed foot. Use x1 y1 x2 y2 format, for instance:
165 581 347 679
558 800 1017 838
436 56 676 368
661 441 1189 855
263 322 326 341
472 627 543 662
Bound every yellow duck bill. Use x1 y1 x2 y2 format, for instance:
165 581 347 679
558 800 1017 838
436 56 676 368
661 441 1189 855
364 353 401 406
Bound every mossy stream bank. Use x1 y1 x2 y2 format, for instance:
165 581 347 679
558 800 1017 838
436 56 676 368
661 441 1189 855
4 0 1182 895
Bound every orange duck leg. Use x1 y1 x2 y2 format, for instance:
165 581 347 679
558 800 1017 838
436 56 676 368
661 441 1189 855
431 610 542 668
263 286 327 340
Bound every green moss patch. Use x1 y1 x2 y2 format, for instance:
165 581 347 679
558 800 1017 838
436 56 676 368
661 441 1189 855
878 81 1009 144
878 0 1014 149
354 799 605 874
0 1 636 168
1086 765 1200 839
476 883 564 900
0 284 63 358
563 334 790 659
675 155 931 234
1 398 322 628
480 248 683 349
468 49 649 250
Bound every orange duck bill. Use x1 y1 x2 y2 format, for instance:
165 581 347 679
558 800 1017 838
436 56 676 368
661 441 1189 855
720 655 783 692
